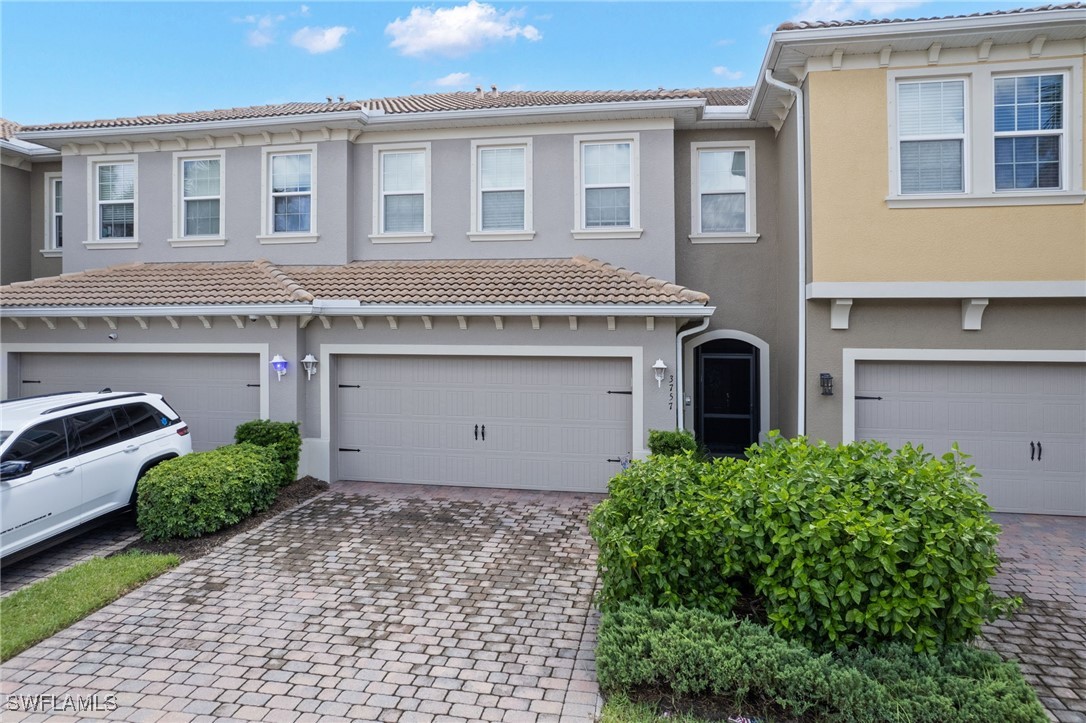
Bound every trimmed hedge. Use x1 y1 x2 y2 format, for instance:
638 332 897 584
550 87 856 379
647 429 699 457
235 419 301 486
589 434 1017 652
136 443 282 541
597 604 1046 723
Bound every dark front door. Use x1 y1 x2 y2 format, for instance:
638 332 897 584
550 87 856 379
696 340 758 456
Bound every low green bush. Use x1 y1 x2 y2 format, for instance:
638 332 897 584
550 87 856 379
137 443 282 541
590 434 1017 653
235 419 301 486
596 604 1046 723
589 453 745 613
647 429 699 457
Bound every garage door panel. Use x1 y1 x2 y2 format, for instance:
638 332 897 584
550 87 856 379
19 353 260 452
337 355 631 491
857 361 1085 516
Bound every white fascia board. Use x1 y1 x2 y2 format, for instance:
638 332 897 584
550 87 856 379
2 302 715 318
0 138 60 158
17 110 369 145
701 107 752 121
807 281 1086 299
362 98 708 127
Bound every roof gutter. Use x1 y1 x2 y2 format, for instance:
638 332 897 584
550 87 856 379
362 98 707 125
763 69 807 437
0 138 60 159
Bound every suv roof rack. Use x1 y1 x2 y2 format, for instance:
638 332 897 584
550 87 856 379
43 392 148 415
0 391 82 404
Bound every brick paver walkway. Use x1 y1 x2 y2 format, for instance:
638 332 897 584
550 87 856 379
1 483 604 722
1 516 141 598
980 514 1086 723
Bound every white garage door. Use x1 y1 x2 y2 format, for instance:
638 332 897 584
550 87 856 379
336 355 632 492
18 353 260 452
855 361 1085 516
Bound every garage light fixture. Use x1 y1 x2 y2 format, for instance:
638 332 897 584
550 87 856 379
652 359 668 388
820 373 834 396
270 354 289 381
301 354 319 380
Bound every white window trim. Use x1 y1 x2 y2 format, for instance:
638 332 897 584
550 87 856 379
886 58 1084 208
688 141 759 243
468 138 535 242
572 133 642 240
259 145 319 244
170 150 227 247
41 172 63 257
85 155 139 249
893 76 970 197
992 70 1068 194
371 142 433 244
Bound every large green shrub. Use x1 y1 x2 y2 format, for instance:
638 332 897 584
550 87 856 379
137 443 282 541
596 604 1046 723
234 419 301 486
647 429 699 457
734 435 1016 652
589 453 745 613
590 434 1018 652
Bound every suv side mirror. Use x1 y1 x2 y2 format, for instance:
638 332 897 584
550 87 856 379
0 460 33 480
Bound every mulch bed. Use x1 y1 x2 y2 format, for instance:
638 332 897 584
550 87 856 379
114 476 329 562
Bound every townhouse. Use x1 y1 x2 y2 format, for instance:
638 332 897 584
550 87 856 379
1 3 1083 514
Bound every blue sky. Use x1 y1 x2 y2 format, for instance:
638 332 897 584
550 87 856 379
2 1 1028 126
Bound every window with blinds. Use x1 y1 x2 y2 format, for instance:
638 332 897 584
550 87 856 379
897 79 966 194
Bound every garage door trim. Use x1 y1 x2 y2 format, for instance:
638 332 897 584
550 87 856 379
2 343 270 418
842 347 1086 442
319 344 646 480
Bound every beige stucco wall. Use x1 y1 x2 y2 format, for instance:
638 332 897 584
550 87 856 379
807 65 1086 283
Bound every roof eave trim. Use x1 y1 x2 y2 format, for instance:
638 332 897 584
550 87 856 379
0 138 60 158
1 302 714 318
364 97 709 124
17 109 370 141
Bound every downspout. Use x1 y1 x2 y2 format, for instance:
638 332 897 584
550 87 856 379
675 316 711 430
763 69 807 436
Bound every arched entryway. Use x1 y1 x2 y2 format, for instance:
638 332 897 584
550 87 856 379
685 330 770 456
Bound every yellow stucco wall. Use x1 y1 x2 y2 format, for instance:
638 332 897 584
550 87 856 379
808 65 1086 283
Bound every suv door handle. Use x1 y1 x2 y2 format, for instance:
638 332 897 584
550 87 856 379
123 445 139 454
54 467 75 477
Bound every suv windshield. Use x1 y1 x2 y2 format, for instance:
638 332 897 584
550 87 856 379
0 431 10 445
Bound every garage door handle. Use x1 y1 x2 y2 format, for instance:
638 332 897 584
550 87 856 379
123 445 139 454
54 467 74 477
481 425 485 441
1030 441 1035 461
246 383 260 388
474 424 479 441
339 447 360 452
339 384 360 389
1037 442 1042 461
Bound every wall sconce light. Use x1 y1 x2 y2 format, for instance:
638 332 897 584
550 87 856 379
820 372 834 396
652 359 668 388
301 353 319 381
270 354 289 381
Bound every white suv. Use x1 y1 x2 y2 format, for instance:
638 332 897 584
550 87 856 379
1 391 192 563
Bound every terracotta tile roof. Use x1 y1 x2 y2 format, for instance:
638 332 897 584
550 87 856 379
0 119 19 140
0 260 314 307
18 88 752 133
777 2 1085 30
286 257 709 305
0 258 709 309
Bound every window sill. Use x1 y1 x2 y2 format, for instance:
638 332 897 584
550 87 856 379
257 233 319 245
169 237 228 248
886 192 1086 208
39 249 62 258
467 231 536 242
369 233 434 244
570 228 644 240
689 233 760 244
84 240 139 250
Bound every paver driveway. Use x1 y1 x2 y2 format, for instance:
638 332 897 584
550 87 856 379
1 482 605 722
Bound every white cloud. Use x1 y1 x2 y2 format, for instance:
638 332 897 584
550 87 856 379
789 0 927 23
712 66 744 81
239 13 285 47
714 38 736 47
434 72 474 87
386 1 542 58
291 26 351 54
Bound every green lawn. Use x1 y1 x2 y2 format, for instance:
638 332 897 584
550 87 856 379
1 551 179 661
600 694 709 723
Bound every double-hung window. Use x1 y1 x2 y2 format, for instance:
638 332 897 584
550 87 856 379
90 158 137 244
469 139 533 241
260 146 317 243
690 141 757 242
573 134 641 239
994 74 1064 191
172 152 225 246
43 173 62 255
896 79 966 194
372 143 431 242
